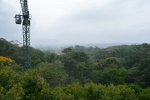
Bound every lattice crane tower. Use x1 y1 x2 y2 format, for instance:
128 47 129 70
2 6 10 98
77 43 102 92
15 0 31 69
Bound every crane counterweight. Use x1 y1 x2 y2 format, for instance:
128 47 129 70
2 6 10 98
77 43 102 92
15 15 22 24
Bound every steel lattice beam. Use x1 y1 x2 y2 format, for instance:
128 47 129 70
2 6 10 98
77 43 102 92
15 0 31 69
23 25 30 69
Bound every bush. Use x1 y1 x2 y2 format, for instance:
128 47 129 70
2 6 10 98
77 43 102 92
0 56 14 66
139 88 150 100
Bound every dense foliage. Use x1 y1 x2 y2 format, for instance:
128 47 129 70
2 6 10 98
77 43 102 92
0 38 150 99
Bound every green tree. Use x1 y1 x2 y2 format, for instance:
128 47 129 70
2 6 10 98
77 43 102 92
22 70 51 100
0 86 6 100
61 49 90 82
139 88 150 100
36 62 68 87
30 48 45 66
5 83 24 100
93 67 128 84
0 67 20 90
44 51 57 63
102 85 137 100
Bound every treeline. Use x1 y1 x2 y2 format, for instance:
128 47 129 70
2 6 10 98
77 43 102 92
0 38 150 99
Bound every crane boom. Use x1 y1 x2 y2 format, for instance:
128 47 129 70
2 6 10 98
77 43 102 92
15 0 31 69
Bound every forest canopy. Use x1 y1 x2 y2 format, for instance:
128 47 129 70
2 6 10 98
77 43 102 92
0 38 150 100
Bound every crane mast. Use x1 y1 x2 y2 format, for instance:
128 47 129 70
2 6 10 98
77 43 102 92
15 0 31 69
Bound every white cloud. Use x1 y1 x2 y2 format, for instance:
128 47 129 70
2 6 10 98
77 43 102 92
0 0 150 46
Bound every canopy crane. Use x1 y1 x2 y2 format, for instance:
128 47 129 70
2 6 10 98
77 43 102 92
15 0 31 69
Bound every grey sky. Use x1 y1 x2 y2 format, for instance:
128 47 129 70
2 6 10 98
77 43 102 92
0 0 150 46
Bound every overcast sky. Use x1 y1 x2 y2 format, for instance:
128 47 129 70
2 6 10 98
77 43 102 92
0 0 150 46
